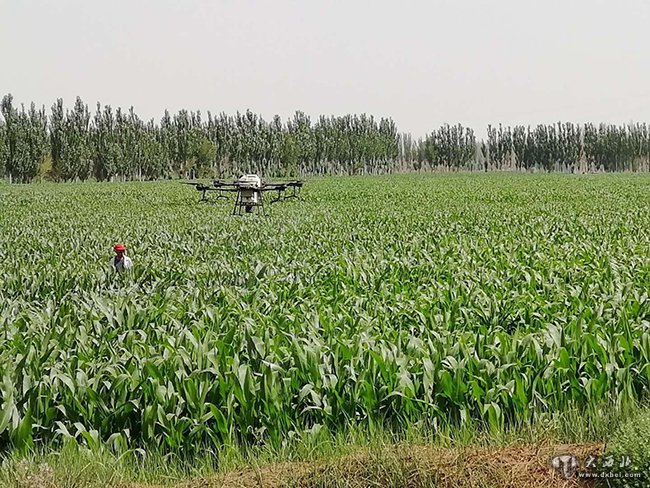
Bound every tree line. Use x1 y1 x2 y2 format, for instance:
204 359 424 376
1 94 649 182
474 123 650 173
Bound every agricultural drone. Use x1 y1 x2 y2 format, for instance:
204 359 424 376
183 174 304 215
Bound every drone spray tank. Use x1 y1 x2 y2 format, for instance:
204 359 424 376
237 174 262 213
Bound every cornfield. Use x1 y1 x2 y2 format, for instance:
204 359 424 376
1 174 649 453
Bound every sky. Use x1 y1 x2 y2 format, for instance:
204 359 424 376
1 0 649 139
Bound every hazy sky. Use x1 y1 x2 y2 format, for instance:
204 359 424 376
1 0 648 138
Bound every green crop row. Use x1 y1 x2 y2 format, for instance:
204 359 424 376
0 174 649 454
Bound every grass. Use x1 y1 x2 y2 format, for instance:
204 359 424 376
0 401 642 487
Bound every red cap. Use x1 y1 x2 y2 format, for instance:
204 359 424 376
114 243 126 252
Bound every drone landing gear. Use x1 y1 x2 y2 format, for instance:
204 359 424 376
269 186 286 203
284 183 303 201
268 182 304 203
198 186 230 203
232 189 266 216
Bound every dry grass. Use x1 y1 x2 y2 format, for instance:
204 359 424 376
119 442 602 488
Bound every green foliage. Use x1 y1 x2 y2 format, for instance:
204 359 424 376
0 118 7 177
485 124 511 170
583 123 648 172
420 124 475 170
91 103 120 181
605 409 650 486
49 97 92 181
281 134 299 176
2 94 407 181
3 93 650 180
483 123 583 172
0 95 48 183
0 174 649 455
482 122 648 173
188 136 216 178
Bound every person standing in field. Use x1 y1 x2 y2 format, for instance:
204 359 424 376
112 243 133 272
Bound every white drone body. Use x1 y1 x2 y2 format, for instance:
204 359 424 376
238 174 262 209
